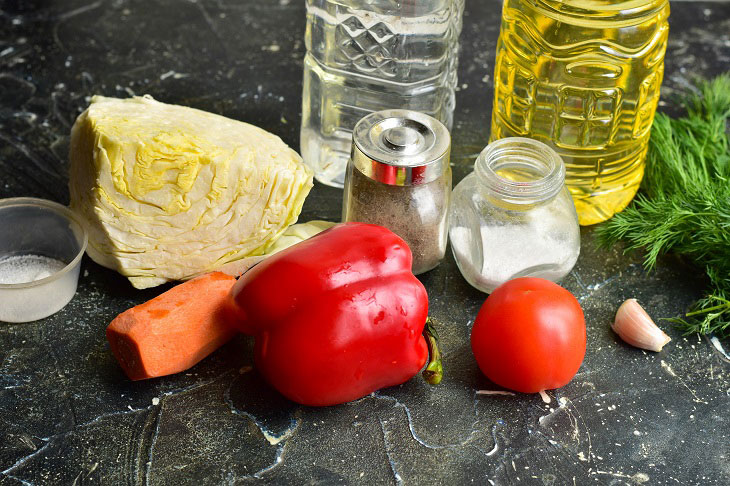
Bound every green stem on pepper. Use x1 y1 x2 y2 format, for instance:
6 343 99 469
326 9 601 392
422 318 443 385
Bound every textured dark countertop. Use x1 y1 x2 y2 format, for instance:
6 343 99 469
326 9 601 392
1 0 730 484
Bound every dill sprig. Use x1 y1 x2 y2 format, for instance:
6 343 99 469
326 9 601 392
597 74 730 338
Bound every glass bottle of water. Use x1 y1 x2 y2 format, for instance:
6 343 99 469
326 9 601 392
301 0 464 188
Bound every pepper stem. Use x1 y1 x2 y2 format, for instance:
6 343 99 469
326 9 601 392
422 317 443 385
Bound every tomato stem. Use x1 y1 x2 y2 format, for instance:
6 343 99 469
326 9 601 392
422 317 443 385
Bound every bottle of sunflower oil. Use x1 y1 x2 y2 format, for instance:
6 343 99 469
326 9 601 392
490 0 670 225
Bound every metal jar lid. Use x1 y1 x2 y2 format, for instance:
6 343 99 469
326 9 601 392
351 109 451 186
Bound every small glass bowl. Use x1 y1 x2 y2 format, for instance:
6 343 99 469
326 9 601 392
0 198 88 323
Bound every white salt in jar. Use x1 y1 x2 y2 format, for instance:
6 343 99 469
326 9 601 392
0 198 87 322
449 138 580 293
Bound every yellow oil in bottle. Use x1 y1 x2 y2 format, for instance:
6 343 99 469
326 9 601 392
490 0 670 225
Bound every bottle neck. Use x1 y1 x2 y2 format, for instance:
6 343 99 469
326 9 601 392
475 137 565 207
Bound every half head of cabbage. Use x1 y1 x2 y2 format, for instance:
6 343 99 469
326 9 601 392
69 95 313 289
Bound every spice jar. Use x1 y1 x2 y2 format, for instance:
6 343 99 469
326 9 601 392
449 138 580 293
342 109 452 275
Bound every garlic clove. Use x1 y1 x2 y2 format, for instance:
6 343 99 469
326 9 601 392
612 298 671 352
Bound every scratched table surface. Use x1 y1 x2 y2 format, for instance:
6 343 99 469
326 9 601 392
1 0 729 484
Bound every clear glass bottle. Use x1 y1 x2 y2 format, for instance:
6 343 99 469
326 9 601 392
490 0 670 225
302 0 464 188
342 110 451 275
449 138 580 293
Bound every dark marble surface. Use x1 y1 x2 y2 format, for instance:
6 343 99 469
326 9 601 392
1 0 730 484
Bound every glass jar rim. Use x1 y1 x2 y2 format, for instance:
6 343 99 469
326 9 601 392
475 138 566 205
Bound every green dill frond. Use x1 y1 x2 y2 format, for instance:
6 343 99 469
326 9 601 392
665 292 730 338
684 73 730 119
597 73 730 337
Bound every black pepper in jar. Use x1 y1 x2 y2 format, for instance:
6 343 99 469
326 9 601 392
342 110 452 275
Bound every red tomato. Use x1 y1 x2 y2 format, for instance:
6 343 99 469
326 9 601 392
470 277 586 393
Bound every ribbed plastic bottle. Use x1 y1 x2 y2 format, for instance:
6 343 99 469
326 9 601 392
301 0 464 188
490 0 670 225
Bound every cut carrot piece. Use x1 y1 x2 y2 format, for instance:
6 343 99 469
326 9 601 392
106 272 237 380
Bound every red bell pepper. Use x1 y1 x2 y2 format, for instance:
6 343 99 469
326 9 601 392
227 222 433 406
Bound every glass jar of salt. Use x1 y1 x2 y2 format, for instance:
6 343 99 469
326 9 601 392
449 138 580 293
342 109 451 275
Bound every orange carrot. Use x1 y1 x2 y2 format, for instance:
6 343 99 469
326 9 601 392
106 272 237 380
